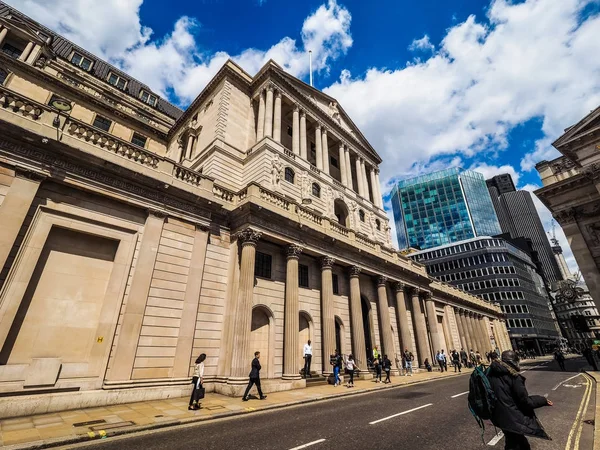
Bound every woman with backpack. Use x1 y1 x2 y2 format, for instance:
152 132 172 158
382 354 392 383
346 354 356 388
188 353 206 410
374 355 382 383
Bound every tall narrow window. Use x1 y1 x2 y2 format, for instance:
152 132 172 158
0 67 8 85
332 274 339 295
312 183 321 198
131 132 147 148
255 252 272 279
359 210 365 222
299 264 309 288
285 167 295 184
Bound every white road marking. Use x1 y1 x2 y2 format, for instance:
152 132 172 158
369 403 433 425
288 439 326 450
451 391 469 398
552 373 583 391
487 431 504 446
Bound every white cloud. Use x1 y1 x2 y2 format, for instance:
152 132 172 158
409 35 435 52
11 0 352 103
325 0 600 191
469 163 520 186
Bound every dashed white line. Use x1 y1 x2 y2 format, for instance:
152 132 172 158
552 373 583 391
369 403 433 425
288 439 326 450
487 431 504 446
451 391 469 398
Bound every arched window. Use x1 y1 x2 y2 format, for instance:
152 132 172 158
375 219 381 231
0 68 9 85
285 167 295 184
311 183 320 197
359 210 365 222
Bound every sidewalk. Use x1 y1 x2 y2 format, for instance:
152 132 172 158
0 369 466 449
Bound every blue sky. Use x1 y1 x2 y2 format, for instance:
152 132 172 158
10 0 600 271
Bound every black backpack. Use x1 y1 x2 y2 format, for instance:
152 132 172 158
468 365 497 433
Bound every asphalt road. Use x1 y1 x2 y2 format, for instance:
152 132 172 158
66 357 595 450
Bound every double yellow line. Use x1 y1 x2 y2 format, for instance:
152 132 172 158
565 373 592 450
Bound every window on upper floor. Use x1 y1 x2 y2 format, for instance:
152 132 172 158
70 52 93 71
375 219 381 231
312 183 321 198
287 126 292 137
0 67 9 85
255 252 272 279
92 114 112 132
332 274 339 295
299 264 309 288
107 72 128 90
359 210 365 222
131 132 147 148
285 167 295 184
140 89 158 107
330 156 338 168
1 39 26 59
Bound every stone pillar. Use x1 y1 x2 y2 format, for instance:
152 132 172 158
345 148 354 191
184 134 194 160
292 105 300 155
25 44 41 65
394 283 413 354
0 28 8 47
478 315 491 352
424 294 443 355
491 321 502 352
479 316 492 352
172 225 209 377
410 289 431 366
264 85 274 138
469 313 484 353
454 308 468 351
349 266 367 368
230 228 262 379
501 321 512 351
18 41 34 62
273 91 282 143
339 143 348 186
300 111 307 159
361 160 370 201
283 244 303 380
321 128 329 175
0 169 44 274
562 220 600 306
376 276 395 358
441 307 453 351
109 211 165 380
374 170 383 208
256 92 265 141
315 123 323 170
460 310 474 351
321 257 336 374
355 158 364 197
370 168 379 207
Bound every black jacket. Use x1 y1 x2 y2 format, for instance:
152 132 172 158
249 357 261 379
487 360 550 439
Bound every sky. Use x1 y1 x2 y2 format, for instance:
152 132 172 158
9 0 600 274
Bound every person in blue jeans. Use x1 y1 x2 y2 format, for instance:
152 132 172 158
331 349 343 386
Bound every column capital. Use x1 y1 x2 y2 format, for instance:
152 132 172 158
275 89 282 99
236 227 262 247
14 167 46 183
406 285 418 296
320 256 335 269
286 244 303 259
376 275 387 286
348 265 361 278
419 290 432 300
553 208 577 225
316 121 322 130
293 103 300 112
322 128 327 136
266 83 275 92
147 208 168 219
393 281 405 293
374 168 380 175
300 109 306 117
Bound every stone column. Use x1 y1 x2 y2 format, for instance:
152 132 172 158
273 91 282 143
0 169 44 274
292 105 300 155
0 28 8 47
376 277 395 358
339 143 347 186
501 321 512 351
283 244 303 380
424 294 443 355
184 134 194 160
441 306 454 351
361 160 370 201
257 92 266 141
109 211 165 380
300 111 307 159
345 148 354 191
264 85 274 138
562 220 600 306
478 315 491 352
454 308 468 351
460 310 474 351
230 228 262 379
469 313 484 353
491 321 502 352
410 289 430 366
18 41 34 62
394 283 414 354
370 168 379 207
315 123 323 170
321 128 330 175
480 316 492 352
349 266 367 368
375 170 383 208
355 158 365 197
320 256 336 374
173 225 209 377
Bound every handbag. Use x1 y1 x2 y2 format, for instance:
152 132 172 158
196 387 206 400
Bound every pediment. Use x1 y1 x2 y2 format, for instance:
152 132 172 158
554 106 600 149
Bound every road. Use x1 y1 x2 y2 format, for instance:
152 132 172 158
65 357 595 450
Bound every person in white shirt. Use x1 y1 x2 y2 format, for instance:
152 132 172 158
303 340 313 378
189 353 206 410
346 354 356 387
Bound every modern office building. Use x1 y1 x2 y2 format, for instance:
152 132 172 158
391 168 502 250
410 236 560 353
487 174 563 284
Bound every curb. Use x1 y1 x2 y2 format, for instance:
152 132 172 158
5 371 468 450
584 371 599 450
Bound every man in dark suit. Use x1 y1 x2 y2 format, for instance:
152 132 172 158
242 351 267 401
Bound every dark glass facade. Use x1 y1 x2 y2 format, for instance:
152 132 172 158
391 168 501 250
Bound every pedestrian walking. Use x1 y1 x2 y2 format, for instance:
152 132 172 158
373 345 379 360
476 351 482 365
451 350 461 373
460 348 468 368
303 339 313 378
346 354 356 387
403 348 414 376
188 353 206 410
242 351 267 401
438 350 448 372
554 348 566 371
488 350 553 449
374 355 382 383
331 349 343 386
382 354 392 383
469 349 477 367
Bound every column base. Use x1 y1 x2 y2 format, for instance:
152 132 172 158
282 373 302 381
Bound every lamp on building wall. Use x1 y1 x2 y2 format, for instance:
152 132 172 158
50 96 72 141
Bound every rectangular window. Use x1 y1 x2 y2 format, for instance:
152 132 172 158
299 264 309 288
107 72 127 90
330 156 338 168
287 126 293 137
0 68 8 85
255 252 272 279
71 52 93 71
140 89 158 106
92 115 112 132
1 41 25 59
332 274 339 295
131 132 147 148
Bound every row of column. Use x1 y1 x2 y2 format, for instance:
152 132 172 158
255 85 383 209
0 27 42 64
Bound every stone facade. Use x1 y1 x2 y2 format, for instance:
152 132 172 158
0 3 502 416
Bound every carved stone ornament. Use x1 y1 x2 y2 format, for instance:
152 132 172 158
286 244 303 259
393 281 405 293
419 290 432 300
377 275 388 286
348 265 362 277
271 154 283 191
553 209 577 225
583 163 600 181
34 55 48 69
320 256 335 269
300 171 311 199
236 228 262 246
588 224 600 246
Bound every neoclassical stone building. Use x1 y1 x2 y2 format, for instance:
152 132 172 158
0 3 505 416
536 106 600 308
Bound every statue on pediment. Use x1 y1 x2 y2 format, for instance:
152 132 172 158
328 101 341 123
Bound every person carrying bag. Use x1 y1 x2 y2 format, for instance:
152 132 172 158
189 353 206 410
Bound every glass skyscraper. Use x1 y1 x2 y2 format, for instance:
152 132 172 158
391 168 502 250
